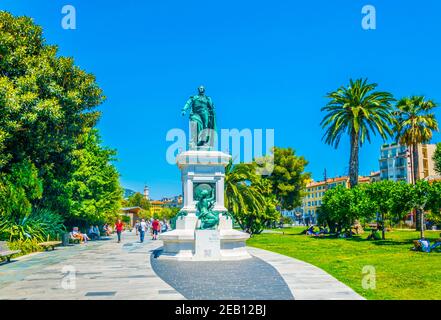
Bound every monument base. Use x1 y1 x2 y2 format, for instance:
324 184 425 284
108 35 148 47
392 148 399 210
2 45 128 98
159 227 251 261
158 149 251 261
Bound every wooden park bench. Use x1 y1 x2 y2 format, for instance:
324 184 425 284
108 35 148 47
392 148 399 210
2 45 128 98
0 241 21 263
38 241 62 251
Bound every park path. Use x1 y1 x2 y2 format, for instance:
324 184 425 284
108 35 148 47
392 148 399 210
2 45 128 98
0 231 183 300
151 253 295 300
0 231 363 300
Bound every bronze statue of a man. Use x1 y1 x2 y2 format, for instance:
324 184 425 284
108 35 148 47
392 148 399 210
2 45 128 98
181 86 216 150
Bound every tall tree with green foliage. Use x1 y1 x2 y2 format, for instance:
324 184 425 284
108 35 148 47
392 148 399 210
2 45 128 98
233 174 279 234
122 192 152 221
426 181 441 228
225 161 266 220
124 192 151 211
394 96 438 183
321 78 395 188
224 160 279 234
64 129 123 226
0 12 107 217
260 147 310 210
363 181 412 239
409 180 434 239
318 185 363 236
394 96 438 230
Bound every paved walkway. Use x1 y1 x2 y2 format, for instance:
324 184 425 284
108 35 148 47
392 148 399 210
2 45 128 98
0 232 183 300
151 253 294 300
0 231 364 300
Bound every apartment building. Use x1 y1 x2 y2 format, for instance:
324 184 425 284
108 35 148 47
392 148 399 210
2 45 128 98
299 175 371 224
379 143 436 183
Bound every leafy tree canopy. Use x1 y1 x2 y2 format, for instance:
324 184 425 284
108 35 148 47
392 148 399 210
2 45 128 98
259 147 310 210
64 129 123 225
0 160 42 222
0 11 106 216
225 160 279 234
123 192 151 211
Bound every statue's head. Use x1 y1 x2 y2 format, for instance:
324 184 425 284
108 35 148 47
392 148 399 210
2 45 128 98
198 85 205 95
199 189 209 198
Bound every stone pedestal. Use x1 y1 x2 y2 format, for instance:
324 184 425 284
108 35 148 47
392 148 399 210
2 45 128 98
159 150 251 261
194 230 221 260
178 150 231 215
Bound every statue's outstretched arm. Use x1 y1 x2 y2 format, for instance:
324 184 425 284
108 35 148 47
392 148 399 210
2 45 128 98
208 190 216 202
182 97 193 115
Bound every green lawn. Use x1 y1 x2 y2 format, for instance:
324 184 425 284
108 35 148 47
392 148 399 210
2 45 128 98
247 227 441 300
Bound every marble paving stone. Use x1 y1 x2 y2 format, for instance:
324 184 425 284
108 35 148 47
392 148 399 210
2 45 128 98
85 291 116 296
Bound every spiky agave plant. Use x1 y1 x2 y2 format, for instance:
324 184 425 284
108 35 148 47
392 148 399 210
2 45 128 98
0 208 66 242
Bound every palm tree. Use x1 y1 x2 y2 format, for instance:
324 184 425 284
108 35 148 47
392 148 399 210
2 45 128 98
394 96 438 183
394 96 438 232
321 78 395 187
224 160 266 232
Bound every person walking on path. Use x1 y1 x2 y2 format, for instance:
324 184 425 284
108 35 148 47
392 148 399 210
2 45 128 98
148 218 153 238
115 219 124 243
161 219 168 233
134 220 140 236
139 219 148 243
152 218 161 240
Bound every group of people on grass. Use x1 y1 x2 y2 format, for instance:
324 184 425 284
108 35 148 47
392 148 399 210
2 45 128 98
303 223 441 253
135 218 169 243
305 225 329 237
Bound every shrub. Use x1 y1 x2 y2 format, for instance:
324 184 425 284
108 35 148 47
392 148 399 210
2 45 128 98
7 238 42 256
0 208 66 242
370 231 382 241
281 216 294 225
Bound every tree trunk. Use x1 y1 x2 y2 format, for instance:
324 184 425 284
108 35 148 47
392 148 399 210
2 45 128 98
381 213 385 240
412 143 424 232
420 210 425 239
415 209 423 231
412 143 419 184
348 130 360 188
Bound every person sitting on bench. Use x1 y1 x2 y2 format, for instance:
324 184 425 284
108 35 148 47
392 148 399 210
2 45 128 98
103 223 111 236
88 225 100 240
72 227 90 243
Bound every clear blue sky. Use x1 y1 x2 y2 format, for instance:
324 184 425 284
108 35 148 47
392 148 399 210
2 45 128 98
2 0 441 199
